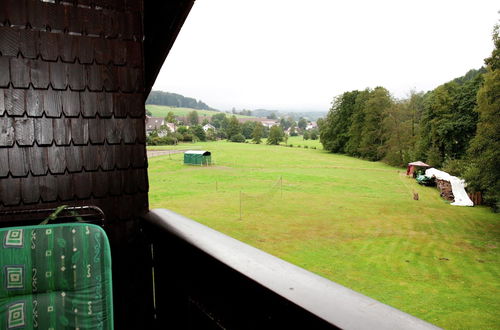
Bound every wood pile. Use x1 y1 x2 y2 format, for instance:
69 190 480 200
436 179 454 201
468 191 482 205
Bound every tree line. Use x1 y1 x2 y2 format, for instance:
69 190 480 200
146 90 216 111
319 24 499 209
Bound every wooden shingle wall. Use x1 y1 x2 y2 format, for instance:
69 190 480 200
0 0 148 222
0 2 153 326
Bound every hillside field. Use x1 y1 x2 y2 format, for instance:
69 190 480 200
146 104 255 119
147 140 499 329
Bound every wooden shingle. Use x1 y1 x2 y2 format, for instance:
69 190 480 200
10 57 30 88
73 171 92 199
28 146 48 176
128 94 144 117
39 174 58 202
113 93 127 118
58 34 77 63
0 58 9 87
43 89 63 118
105 117 121 144
81 91 97 117
122 118 137 144
0 88 5 115
0 117 15 146
68 62 86 91
65 145 83 173
49 61 67 90
33 117 53 146
108 169 122 196
0 148 9 177
21 175 40 204
89 117 106 144
94 37 109 65
57 172 74 201
30 60 50 89
62 90 80 117
0 177 21 206
39 31 59 61
78 35 94 65
70 117 89 145
92 170 109 198
131 144 146 168
0 27 19 57
102 64 117 92
19 29 38 59
115 143 131 169
14 117 34 146
48 144 67 174
26 89 44 117
5 88 25 117
8 146 28 177
87 64 103 91
113 40 127 66
52 117 71 145
99 144 116 170
83 144 99 171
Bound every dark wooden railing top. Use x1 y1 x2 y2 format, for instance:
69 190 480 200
145 209 440 330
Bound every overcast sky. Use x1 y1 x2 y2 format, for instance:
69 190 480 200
152 0 499 112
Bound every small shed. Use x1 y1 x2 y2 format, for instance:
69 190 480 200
406 161 430 177
184 150 212 166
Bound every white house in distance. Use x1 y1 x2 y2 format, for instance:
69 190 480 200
237 117 279 128
306 122 318 130
202 123 215 132
145 116 176 136
165 123 177 133
145 117 164 134
261 120 279 128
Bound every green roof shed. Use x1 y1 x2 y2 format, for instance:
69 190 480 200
184 150 212 166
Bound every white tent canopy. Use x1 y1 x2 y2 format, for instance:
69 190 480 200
425 168 474 206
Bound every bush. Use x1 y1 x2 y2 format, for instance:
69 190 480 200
289 144 293 147
182 133 194 142
230 133 246 143
304 145 308 149
160 136 178 145
146 135 177 146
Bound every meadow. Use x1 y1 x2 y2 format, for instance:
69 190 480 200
147 140 499 329
146 104 254 119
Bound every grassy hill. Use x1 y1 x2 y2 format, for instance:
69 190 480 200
146 104 255 120
147 141 499 329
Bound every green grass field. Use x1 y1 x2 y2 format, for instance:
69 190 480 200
147 140 500 329
146 104 255 119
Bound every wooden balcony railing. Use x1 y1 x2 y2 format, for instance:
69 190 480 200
143 209 439 330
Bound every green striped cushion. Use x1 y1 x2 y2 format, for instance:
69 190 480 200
0 223 113 329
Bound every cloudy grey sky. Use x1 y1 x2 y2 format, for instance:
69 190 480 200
152 0 499 112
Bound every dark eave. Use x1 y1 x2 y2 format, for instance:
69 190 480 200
143 0 195 96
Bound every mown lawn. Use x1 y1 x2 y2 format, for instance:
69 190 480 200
147 140 500 329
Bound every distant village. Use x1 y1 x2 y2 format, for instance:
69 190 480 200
145 110 319 145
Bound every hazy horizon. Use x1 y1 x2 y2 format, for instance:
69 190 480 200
152 0 499 112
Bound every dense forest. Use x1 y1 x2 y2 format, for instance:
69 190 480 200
146 90 216 111
319 24 500 210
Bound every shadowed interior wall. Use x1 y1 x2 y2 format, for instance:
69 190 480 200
0 0 153 327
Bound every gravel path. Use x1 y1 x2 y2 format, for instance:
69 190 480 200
147 150 185 158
